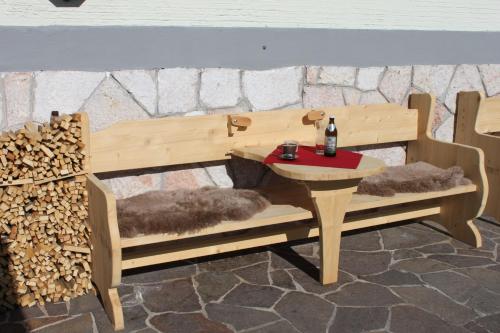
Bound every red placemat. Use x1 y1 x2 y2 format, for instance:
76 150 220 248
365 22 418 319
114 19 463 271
263 145 363 169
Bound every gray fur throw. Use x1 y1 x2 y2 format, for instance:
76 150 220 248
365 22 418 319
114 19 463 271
356 161 471 197
117 187 270 237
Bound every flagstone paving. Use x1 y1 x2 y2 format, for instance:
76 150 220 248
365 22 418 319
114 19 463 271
2 217 500 333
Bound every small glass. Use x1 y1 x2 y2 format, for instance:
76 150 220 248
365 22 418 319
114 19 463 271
315 120 324 155
281 140 298 160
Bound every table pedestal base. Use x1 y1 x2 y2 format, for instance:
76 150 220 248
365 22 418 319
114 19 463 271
306 180 359 285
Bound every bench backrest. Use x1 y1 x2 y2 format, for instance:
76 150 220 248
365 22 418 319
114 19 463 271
477 96 500 134
89 102 418 173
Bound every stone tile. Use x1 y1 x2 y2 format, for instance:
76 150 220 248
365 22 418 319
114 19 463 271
392 286 478 325
68 294 101 315
413 65 455 101
421 271 481 302
326 281 401 306
435 115 455 142
340 230 382 251
121 292 141 307
466 287 500 314
465 321 491 333
339 250 391 276
0 323 25 333
3 72 32 127
391 258 454 274
291 242 315 257
202 162 233 188
359 90 387 104
274 292 335 333
380 225 448 250
474 313 500 333
356 67 385 91
44 302 68 316
390 305 468 333
329 307 388 333
393 249 424 260
357 144 405 166
362 270 422 286
379 66 412 104
342 87 362 104
163 167 214 190
205 303 279 331
269 252 297 270
80 77 150 132
198 251 269 272
288 268 352 294
200 68 241 108
194 271 240 303
122 305 148 331
122 262 196 284
270 270 296 290
112 70 157 114
158 68 199 114
243 67 303 111
247 320 300 333
141 278 201 313
318 66 356 86
25 315 69 331
33 71 104 122
306 66 321 84
35 313 94 333
8 305 45 321
233 262 270 285
445 64 484 113
222 283 283 308
416 242 455 254
431 102 453 135
303 85 344 108
456 267 500 293
478 64 500 96
207 104 249 115
428 254 496 268
102 173 162 199
150 313 232 333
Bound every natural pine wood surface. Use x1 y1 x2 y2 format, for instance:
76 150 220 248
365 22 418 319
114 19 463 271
455 91 500 223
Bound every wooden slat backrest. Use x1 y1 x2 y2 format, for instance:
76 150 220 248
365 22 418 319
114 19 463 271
90 103 418 173
477 97 500 134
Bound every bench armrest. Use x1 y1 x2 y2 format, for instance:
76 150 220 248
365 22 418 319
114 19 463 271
87 174 122 288
407 93 488 217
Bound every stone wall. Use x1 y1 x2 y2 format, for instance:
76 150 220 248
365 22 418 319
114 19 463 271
1 65 499 198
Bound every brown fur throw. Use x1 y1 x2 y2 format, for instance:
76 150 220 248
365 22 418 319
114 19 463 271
357 162 471 197
117 187 270 238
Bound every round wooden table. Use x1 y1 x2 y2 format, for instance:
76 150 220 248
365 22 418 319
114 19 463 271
232 145 386 284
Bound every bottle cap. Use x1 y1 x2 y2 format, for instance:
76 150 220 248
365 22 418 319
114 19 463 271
329 115 335 119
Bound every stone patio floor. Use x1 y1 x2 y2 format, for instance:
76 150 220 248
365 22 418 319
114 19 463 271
2 218 500 333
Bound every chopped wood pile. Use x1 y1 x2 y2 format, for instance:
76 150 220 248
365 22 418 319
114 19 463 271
0 112 91 310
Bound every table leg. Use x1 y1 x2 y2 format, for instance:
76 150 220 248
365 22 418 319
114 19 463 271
306 181 357 285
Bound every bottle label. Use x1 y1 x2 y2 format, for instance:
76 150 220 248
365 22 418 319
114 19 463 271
324 136 337 154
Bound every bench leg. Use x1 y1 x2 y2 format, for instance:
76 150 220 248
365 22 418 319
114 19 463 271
308 184 354 285
436 194 482 248
100 288 124 331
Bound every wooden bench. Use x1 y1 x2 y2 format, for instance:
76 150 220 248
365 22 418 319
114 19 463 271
455 91 500 222
86 93 487 330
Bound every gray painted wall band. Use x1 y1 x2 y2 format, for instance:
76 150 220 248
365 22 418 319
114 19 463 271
1 26 499 71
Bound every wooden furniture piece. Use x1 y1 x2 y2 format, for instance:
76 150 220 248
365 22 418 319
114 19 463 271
86 93 487 330
455 91 500 222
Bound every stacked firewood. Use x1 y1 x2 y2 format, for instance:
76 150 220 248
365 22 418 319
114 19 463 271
0 113 92 310
0 113 89 185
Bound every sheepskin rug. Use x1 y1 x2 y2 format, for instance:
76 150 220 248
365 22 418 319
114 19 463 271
357 161 471 197
117 187 270 237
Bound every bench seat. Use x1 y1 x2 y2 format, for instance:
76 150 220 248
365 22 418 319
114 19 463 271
119 183 477 261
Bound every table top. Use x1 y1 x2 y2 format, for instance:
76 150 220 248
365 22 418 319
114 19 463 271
232 145 386 181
